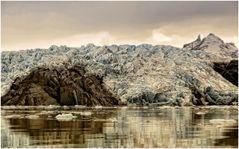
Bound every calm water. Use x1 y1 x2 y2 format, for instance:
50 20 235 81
1 106 238 148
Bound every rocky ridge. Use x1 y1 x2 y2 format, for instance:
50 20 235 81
183 33 238 58
1 33 238 106
1 64 121 106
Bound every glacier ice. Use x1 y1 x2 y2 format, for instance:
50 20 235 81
1 33 238 105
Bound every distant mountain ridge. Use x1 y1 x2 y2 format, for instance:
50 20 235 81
183 33 238 58
1 33 238 106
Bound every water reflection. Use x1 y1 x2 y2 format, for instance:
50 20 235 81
1 106 238 148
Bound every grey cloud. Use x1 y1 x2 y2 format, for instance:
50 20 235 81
2 1 237 27
1 1 238 50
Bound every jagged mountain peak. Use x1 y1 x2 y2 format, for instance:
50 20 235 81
197 34 201 41
183 33 237 58
183 34 202 49
201 33 224 45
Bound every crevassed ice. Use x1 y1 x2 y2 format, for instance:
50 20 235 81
1 36 238 104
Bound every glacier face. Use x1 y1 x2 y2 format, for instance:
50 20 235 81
1 34 238 105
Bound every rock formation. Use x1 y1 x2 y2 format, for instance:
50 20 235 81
1 64 122 106
183 33 238 58
183 35 202 50
213 60 238 86
1 33 238 106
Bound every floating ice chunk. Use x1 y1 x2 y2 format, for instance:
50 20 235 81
79 111 92 116
195 109 209 115
121 106 127 109
4 114 23 119
62 106 71 110
25 115 40 119
209 119 237 125
75 105 86 108
55 113 77 121
44 105 61 110
195 111 207 115
95 105 103 109
142 106 148 109
2 106 17 110
39 111 56 115
108 118 117 122
93 118 107 122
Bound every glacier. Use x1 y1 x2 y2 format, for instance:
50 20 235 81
1 33 238 106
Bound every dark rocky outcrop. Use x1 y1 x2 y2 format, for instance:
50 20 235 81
213 60 238 86
204 86 237 105
190 85 238 106
1 64 122 106
127 91 173 106
183 35 202 50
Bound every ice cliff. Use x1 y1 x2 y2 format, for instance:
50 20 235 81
1 33 238 106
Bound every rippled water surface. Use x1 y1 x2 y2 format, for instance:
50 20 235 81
1 106 238 148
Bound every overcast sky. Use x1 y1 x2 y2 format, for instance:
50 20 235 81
1 1 238 51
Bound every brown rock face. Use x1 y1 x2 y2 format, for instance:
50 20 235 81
1 64 122 106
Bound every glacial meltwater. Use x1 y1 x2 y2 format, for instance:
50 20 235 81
1 106 238 148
